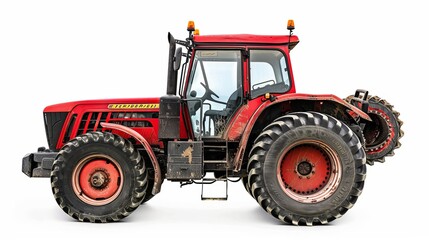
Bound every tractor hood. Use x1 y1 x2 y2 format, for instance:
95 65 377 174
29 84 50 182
42 97 162 150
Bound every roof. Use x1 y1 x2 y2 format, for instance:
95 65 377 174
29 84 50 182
193 34 299 49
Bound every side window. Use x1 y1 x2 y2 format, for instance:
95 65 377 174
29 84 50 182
250 62 276 89
250 50 290 98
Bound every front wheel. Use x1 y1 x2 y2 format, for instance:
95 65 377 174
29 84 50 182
51 132 148 223
247 112 366 225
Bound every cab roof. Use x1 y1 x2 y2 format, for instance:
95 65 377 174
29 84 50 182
193 34 299 49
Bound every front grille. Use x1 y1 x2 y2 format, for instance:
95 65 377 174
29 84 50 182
77 112 108 136
73 111 158 138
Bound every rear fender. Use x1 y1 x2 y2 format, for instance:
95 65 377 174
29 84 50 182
100 122 162 195
231 94 371 171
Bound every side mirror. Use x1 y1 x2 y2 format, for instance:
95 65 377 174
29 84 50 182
173 47 182 71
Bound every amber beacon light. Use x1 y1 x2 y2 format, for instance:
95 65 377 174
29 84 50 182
187 21 195 31
287 19 295 30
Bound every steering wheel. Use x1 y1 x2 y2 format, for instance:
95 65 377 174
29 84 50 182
187 82 226 116
200 82 225 105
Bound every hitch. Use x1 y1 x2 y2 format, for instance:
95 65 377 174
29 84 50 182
349 89 369 113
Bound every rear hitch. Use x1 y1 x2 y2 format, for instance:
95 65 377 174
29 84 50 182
349 89 370 113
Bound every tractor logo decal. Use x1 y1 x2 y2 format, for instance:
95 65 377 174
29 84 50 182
108 104 159 109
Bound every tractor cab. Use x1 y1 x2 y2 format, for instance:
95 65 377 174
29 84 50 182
185 48 292 137
160 21 299 141
157 21 301 198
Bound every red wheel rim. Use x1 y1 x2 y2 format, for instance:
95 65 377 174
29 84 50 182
278 140 341 203
72 154 123 206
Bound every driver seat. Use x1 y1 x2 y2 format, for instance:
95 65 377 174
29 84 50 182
203 89 241 136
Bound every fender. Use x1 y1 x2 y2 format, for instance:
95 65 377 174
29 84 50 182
100 122 162 195
230 93 371 171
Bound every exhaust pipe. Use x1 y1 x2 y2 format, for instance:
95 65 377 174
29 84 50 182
166 32 178 95
159 33 181 139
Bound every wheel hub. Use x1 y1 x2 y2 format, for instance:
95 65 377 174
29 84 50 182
90 170 109 189
296 160 313 176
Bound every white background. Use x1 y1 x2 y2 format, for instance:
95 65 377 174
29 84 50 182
0 0 426 239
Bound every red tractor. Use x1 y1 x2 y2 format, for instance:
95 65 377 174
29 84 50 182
22 20 403 225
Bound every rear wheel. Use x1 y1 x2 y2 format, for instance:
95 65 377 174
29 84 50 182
51 132 148 222
248 112 366 225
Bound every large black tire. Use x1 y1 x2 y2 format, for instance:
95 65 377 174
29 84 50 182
247 112 366 225
345 95 404 164
51 132 148 223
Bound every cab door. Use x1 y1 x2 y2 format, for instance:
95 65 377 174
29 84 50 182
185 49 243 138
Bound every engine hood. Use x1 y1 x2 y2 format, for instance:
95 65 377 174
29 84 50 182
44 98 161 112
42 97 163 150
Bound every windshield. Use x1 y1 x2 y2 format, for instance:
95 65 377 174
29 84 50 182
249 49 290 98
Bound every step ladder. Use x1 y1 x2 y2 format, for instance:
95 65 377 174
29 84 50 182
200 177 228 200
200 141 228 200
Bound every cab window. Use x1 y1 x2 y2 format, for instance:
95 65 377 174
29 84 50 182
249 50 290 98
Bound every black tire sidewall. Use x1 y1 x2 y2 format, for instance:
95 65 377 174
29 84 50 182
57 141 138 216
263 125 356 216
